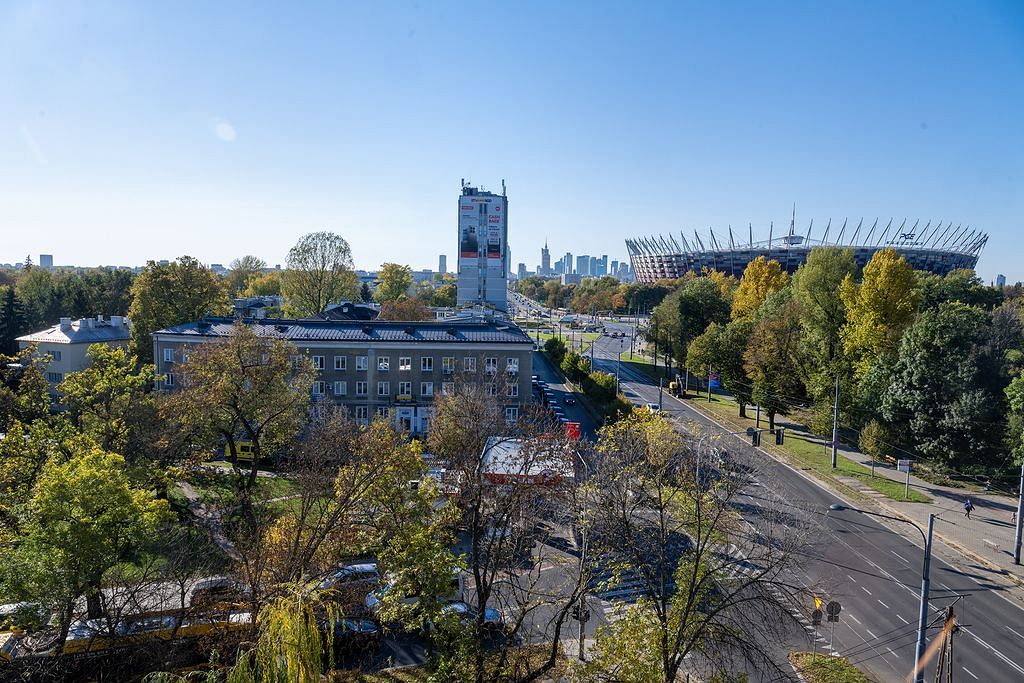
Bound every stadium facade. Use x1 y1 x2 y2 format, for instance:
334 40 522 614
626 218 987 282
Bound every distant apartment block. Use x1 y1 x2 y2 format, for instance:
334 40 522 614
17 315 131 389
39 254 53 269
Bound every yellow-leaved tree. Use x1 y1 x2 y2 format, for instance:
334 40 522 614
730 256 789 320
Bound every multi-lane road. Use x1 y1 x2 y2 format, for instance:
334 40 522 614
582 320 1024 682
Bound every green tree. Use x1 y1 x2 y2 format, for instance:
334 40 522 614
1005 376 1024 464
731 256 789 320
15 267 55 328
0 287 27 355
378 297 432 321
793 248 857 369
916 269 1003 312
168 322 316 494
243 271 282 297
227 255 268 296
58 345 156 459
282 231 358 316
128 256 230 364
375 262 414 302
840 248 919 377
650 277 731 370
0 448 170 645
359 281 373 303
686 320 754 417
544 336 567 364
431 281 457 307
743 291 804 430
859 419 890 466
883 302 1005 470
0 347 51 432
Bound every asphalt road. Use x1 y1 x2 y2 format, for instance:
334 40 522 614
586 324 1024 683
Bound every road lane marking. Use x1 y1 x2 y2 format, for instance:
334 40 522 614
866 628 877 640
848 614 862 625
861 586 872 595
1008 626 1024 640
887 647 898 659
847 574 857 583
962 666 979 680
897 614 910 625
891 550 908 563
877 599 889 609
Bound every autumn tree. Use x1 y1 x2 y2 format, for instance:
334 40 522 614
168 322 316 494
128 256 230 364
375 262 414 302
583 411 806 682
650 277 731 369
839 248 919 377
283 231 359 316
228 255 268 296
731 256 789 320
243 270 282 297
0 347 51 432
378 297 432 321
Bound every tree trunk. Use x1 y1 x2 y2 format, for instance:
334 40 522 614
768 411 776 431
739 403 747 419
86 585 103 619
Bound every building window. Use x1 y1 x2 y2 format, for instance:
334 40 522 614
421 382 434 397
506 382 519 398
487 383 498 396
355 405 368 424
312 355 325 370
163 372 173 387
48 350 62 362
356 356 368 371
505 407 519 423
378 356 390 372
334 381 347 396
485 357 498 375
399 357 411 371
442 381 455 396
377 407 390 418
506 358 519 374
377 381 390 396
421 357 433 372
46 371 63 384
463 357 477 373
356 381 368 396
398 381 412 396
334 355 347 371
442 356 455 374
163 348 174 363
312 381 326 396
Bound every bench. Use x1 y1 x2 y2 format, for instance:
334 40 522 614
982 539 1001 553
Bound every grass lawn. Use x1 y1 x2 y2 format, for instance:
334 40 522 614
535 330 601 348
173 465 300 508
684 394 932 504
789 652 871 683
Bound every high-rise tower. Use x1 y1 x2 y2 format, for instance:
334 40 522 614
456 180 508 312
541 241 551 276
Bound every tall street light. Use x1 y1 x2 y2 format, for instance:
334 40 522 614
829 504 935 683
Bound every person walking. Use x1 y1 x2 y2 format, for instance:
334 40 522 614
963 498 974 519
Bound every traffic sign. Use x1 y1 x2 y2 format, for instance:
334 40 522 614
811 609 823 626
897 459 913 473
826 601 841 622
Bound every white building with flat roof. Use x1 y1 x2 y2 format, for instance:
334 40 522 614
17 315 131 389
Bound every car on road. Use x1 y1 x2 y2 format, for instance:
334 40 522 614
645 403 662 413
427 601 504 635
317 563 379 606
191 578 250 608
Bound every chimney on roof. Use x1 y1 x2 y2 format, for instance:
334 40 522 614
110 315 123 327
96 314 104 322
59 317 71 331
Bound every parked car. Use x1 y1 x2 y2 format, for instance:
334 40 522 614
325 618 380 660
365 569 465 619
191 578 250 608
564 396 577 406
427 601 504 635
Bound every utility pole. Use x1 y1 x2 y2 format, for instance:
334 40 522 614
913 514 935 683
658 377 663 411
683 368 689 398
755 404 761 429
1015 459 1023 565
707 363 713 403
830 375 840 469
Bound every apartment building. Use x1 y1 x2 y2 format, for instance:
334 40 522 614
17 315 131 390
152 317 534 434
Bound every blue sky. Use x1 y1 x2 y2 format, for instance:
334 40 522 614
2 1 1022 280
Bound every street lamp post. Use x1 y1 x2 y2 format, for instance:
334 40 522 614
575 451 593 661
829 504 935 683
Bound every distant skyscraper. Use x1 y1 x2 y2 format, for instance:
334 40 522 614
598 255 608 276
611 259 619 275
576 254 590 276
517 263 527 280
541 241 551 276
997 273 1006 288
39 254 53 269
554 261 564 275
564 252 573 275
439 254 447 274
457 180 508 311
589 256 599 276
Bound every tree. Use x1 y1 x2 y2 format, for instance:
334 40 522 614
883 302 1005 470
792 248 857 370
378 297 432 321
686 320 754 417
584 411 806 682
128 256 230 364
15 267 55 328
0 287 27 355
859 419 890 466
731 256 789 320
58 345 156 460
743 291 805 430
431 281 457 307
916 269 1003 312
0 347 51 432
375 262 414 303
243 271 282 297
0 448 170 647
359 281 373 303
651 277 731 369
839 248 919 377
544 336 567 364
282 231 358 316
228 255 268 296
167 322 316 494
1005 376 1024 464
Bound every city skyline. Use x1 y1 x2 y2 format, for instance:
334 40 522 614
3 2 1022 280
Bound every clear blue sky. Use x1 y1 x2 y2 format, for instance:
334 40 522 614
2 1 1022 280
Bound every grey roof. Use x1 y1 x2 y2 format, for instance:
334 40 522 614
154 317 534 345
18 320 131 345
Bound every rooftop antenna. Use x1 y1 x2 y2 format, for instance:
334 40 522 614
501 179 506 196
789 203 796 237
461 178 465 188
